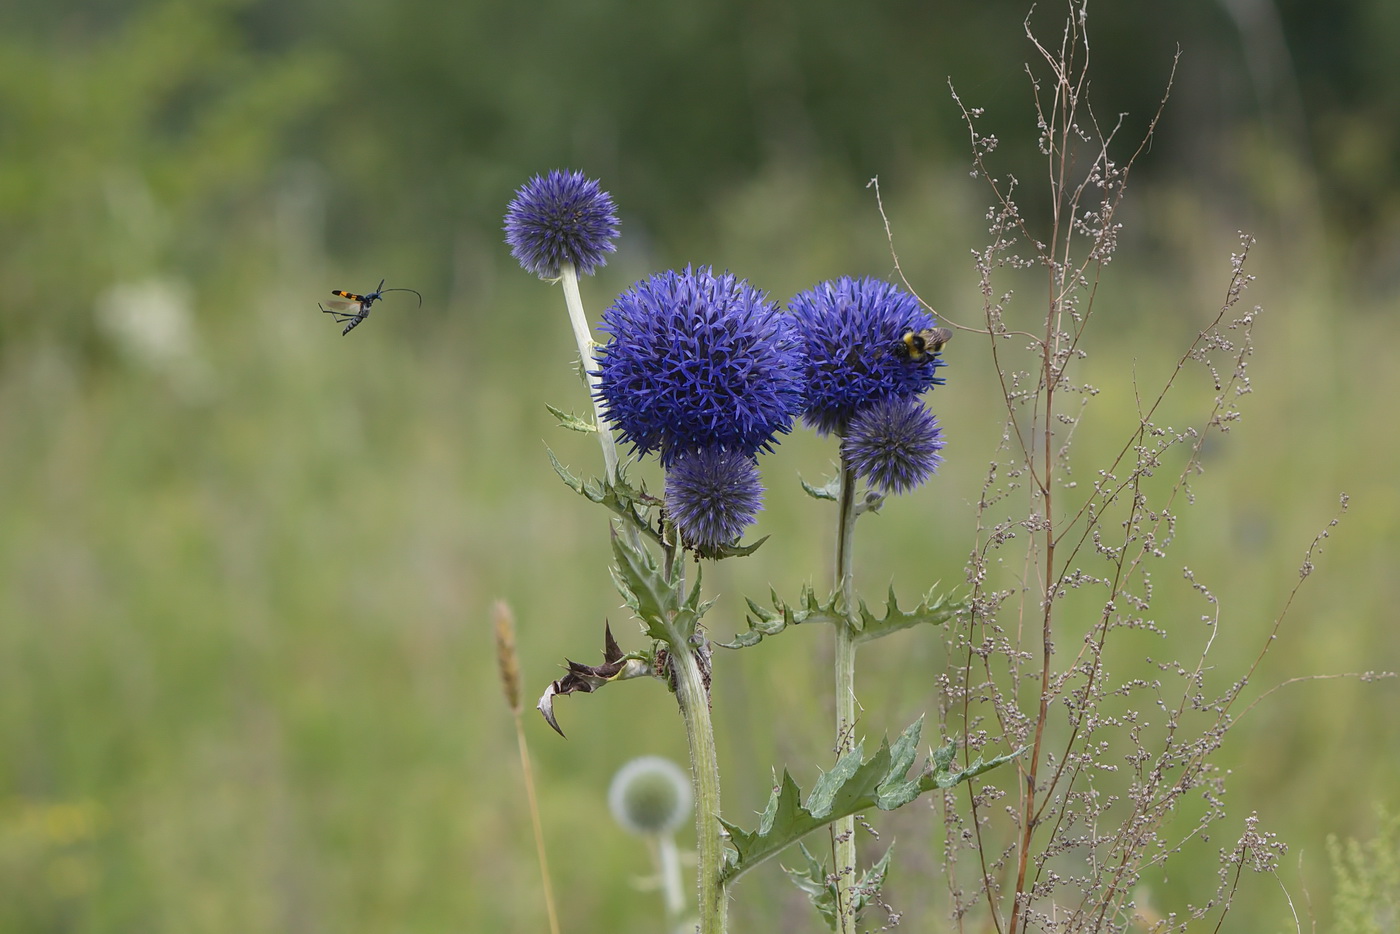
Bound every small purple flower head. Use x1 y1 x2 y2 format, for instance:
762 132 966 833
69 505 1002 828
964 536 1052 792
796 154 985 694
504 170 619 278
788 277 946 435
842 396 945 494
664 447 765 554
595 266 804 466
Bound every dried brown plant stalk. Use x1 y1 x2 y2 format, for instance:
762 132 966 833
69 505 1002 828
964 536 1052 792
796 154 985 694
495 600 562 934
872 4 1373 931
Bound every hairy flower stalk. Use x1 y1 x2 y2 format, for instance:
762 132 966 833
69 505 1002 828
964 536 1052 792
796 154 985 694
831 460 860 930
504 169 623 482
670 636 725 934
560 263 622 483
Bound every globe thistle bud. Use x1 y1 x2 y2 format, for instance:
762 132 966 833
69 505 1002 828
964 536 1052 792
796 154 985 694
664 447 765 554
608 756 693 837
842 395 945 494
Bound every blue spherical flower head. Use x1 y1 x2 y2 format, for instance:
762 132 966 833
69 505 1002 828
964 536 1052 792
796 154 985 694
664 447 765 555
595 266 804 466
788 276 946 435
842 396 945 494
504 169 619 278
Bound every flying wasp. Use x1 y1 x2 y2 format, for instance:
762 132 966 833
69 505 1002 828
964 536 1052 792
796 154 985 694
320 279 423 335
891 326 952 362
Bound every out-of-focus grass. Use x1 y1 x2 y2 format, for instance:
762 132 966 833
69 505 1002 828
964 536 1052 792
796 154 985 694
1 172 1396 932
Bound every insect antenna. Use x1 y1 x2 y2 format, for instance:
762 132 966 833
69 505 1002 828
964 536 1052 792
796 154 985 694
378 286 423 307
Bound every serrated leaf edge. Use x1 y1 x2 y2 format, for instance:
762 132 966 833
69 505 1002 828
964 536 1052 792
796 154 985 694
720 720 1023 885
718 584 969 650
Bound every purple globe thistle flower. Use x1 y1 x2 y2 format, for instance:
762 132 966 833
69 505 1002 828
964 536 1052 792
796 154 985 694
788 276 946 435
664 447 765 554
842 395 945 494
595 266 804 466
504 170 619 278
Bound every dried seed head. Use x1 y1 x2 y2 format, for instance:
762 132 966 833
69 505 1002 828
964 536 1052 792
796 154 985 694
493 600 522 715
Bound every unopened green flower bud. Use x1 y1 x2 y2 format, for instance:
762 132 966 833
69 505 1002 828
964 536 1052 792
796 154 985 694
608 756 692 836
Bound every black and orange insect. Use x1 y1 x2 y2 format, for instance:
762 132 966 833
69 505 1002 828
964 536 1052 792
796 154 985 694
891 326 952 362
320 279 423 335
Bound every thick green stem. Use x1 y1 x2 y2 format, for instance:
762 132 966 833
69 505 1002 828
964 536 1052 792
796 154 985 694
559 263 621 484
831 460 860 932
671 635 726 934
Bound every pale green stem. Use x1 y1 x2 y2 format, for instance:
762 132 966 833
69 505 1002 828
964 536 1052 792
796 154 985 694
831 459 860 932
558 262 621 484
670 636 726 934
661 533 720 931
656 832 685 924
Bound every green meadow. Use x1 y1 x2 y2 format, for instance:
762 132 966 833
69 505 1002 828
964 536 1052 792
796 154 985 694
3 2 1399 931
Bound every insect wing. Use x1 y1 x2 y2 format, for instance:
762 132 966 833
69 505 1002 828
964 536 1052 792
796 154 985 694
324 291 366 313
924 327 952 353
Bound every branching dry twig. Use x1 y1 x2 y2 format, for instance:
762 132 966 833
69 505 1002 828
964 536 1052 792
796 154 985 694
871 4 1369 932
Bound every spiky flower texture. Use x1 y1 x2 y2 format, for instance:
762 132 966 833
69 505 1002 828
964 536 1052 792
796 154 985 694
504 169 620 278
788 276 946 435
843 396 945 494
595 266 804 466
664 448 765 553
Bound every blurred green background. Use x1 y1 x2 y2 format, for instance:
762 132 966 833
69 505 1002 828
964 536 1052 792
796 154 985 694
2 0 1397 930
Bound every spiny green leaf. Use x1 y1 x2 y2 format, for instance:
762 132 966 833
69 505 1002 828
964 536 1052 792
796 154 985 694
610 533 678 641
784 844 839 930
926 745 1025 790
783 842 894 932
668 563 706 643
719 719 1024 885
683 566 716 622
884 716 922 781
716 585 843 649
861 845 893 895
851 846 894 923
808 739 885 820
853 489 886 517
696 534 770 560
546 445 587 494
719 583 966 649
545 446 661 545
929 740 957 771
800 474 842 501
545 403 597 433
721 771 805 864
873 718 930 809
607 534 712 645
851 585 969 644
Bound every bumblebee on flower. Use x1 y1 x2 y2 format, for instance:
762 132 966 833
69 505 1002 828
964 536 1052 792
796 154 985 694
788 276 947 493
